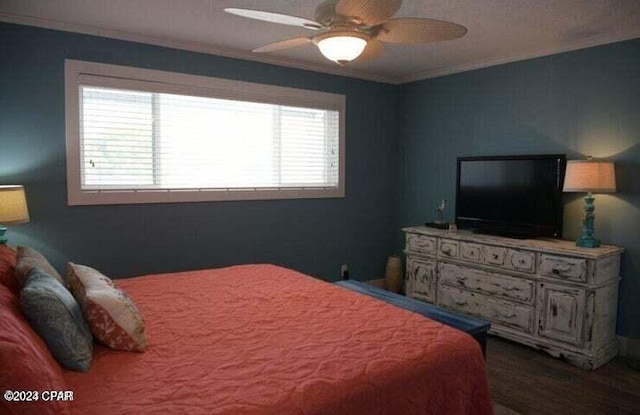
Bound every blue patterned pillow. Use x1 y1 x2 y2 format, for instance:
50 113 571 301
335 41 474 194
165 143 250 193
20 268 93 372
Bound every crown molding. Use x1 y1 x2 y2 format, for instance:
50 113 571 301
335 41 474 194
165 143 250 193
2 11 639 86
0 12 396 85
397 29 640 84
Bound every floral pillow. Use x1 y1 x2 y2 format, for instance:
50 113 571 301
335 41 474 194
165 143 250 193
67 263 147 352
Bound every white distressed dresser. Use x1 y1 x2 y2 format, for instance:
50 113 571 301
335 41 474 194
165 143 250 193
403 226 624 370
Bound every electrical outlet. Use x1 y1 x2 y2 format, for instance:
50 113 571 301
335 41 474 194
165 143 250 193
341 264 349 280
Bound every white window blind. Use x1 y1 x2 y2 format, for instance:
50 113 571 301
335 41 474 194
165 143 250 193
66 60 345 205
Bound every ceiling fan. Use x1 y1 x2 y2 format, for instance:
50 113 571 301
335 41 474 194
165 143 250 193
225 0 467 65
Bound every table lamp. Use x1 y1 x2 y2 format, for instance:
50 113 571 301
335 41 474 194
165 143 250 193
0 185 30 245
563 158 616 248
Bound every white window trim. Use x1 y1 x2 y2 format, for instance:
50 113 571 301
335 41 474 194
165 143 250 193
65 59 346 206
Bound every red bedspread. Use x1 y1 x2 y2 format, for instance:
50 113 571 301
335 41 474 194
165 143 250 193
63 265 492 414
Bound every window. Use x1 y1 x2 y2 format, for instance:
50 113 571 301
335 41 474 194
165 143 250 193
65 60 345 205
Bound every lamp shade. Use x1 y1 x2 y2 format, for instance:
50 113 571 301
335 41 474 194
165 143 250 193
563 160 616 193
316 32 368 64
0 185 30 224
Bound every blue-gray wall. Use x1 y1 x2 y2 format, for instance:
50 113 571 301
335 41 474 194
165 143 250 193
398 38 640 336
0 22 399 281
1 21 638 336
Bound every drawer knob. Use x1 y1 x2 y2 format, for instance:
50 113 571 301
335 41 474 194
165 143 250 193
454 299 467 306
496 311 516 319
551 267 570 275
492 254 499 260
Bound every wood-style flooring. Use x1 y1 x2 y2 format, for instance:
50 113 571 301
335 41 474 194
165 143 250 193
486 336 640 415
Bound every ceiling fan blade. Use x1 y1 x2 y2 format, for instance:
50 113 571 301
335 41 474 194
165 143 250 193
355 39 384 62
253 37 312 53
335 0 402 26
224 8 322 30
378 18 467 44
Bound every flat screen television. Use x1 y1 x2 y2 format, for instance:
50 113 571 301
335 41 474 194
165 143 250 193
456 154 566 239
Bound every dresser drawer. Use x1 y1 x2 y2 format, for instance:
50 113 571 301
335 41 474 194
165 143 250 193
438 285 534 333
481 246 535 273
438 262 534 304
483 246 506 266
506 249 536 273
460 242 482 263
406 233 437 255
439 239 459 259
539 254 587 282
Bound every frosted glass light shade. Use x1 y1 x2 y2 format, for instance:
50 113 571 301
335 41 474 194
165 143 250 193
0 185 30 224
317 36 367 64
563 160 616 193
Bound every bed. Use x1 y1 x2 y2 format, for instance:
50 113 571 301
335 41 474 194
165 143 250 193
4 262 493 414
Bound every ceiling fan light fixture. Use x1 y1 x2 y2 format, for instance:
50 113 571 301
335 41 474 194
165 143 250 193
231 1 469 66
315 32 369 64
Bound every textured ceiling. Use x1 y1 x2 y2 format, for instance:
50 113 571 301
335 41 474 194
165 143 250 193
1 0 639 84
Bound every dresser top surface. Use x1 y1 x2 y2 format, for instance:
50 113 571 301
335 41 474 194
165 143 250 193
403 226 624 259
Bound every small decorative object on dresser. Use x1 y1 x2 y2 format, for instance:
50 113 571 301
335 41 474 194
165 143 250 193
425 199 450 229
403 226 623 370
435 199 447 224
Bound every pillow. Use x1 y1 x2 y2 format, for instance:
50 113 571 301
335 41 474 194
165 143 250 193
0 244 20 295
0 284 71 415
68 262 147 352
20 268 93 372
15 246 66 288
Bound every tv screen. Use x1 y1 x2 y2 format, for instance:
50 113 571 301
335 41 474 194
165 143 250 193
456 154 566 238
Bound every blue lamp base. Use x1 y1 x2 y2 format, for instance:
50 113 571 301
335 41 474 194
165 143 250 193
0 226 7 245
576 235 601 248
576 193 601 248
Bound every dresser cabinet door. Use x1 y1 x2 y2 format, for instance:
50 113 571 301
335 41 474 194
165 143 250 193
407 257 437 303
537 283 586 346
